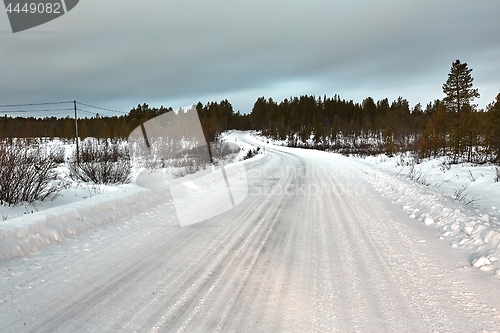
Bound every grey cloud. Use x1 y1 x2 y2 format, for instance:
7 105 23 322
0 0 499 114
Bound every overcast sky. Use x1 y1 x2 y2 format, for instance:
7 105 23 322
1 0 499 117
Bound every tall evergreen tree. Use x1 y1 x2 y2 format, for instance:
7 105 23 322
486 93 500 163
459 105 481 162
442 60 480 113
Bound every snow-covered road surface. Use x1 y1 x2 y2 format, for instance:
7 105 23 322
1 132 500 332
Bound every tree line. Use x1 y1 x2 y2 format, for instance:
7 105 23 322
250 60 500 165
1 60 499 164
0 101 251 142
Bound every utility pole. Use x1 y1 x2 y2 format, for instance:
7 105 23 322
74 100 79 164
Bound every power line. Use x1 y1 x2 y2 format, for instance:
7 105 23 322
77 102 127 114
0 101 73 108
0 100 128 116
76 108 99 116
0 108 74 113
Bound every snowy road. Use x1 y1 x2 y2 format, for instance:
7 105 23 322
1 132 500 332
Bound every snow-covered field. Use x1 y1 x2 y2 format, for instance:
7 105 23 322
1 131 500 332
0 139 131 221
356 153 500 276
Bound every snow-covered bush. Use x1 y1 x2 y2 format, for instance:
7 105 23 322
0 140 60 206
130 136 240 179
439 157 452 173
210 142 240 165
68 139 131 184
243 147 261 160
49 144 66 164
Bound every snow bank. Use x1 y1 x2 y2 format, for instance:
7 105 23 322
361 162 500 276
0 188 170 261
0 131 264 262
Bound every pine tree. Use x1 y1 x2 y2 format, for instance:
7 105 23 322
278 114 287 141
421 104 450 158
442 60 480 113
459 105 480 162
62 118 75 142
119 119 129 139
383 127 395 156
79 122 88 139
421 119 438 157
486 93 500 163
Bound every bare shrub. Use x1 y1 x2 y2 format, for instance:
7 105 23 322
49 144 66 164
439 158 452 173
467 170 476 182
210 142 240 165
453 183 478 208
0 140 60 206
68 139 131 184
406 164 430 186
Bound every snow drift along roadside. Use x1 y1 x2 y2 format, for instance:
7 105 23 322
0 132 263 262
0 188 170 261
361 164 500 276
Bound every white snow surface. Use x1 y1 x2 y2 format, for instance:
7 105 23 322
357 153 500 276
0 187 170 261
1 132 500 332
